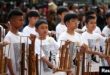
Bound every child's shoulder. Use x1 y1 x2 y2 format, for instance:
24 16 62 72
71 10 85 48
75 31 82 36
46 36 55 42
23 26 29 30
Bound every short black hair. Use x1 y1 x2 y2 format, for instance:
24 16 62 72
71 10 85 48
85 10 96 17
35 19 48 29
57 6 68 15
27 11 40 18
7 9 23 21
64 13 78 24
85 16 96 23
105 12 110 19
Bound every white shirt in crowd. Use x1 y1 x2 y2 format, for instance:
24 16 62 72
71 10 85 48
102 26 110 37
82 31 106 72
56 23 67 40
58 31 85 46
82 25 101 34
22 25 38 43
4 31 24 75
22 25 38 36
35 36 59 75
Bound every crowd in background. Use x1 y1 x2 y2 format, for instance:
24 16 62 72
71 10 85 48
0 1 110 32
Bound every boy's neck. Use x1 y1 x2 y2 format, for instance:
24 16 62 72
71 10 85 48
39 35 46 40
67 30 75 35
87 29 93 34
60 20 65 25
10 26 19 35
29 23 35 28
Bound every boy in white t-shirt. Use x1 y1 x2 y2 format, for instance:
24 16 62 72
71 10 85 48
58 13 110 75
56 6 68 40
82 11 101 34
34 19 59 75
4 9 24 75
102 12 110 37
22 11 39 37
82 16 108 73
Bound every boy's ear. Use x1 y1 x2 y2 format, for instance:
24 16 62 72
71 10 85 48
65 21 69 26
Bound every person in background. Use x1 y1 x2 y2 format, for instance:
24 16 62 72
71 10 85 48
82 16 108 73
97 5 106 31
22 10 40 37
82 10 101 34
102 12 110 37
56 6 68 40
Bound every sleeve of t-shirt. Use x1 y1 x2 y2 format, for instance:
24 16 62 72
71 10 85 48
56 26 62 40
50 37 60 53
102 27 108 37
4 36 11 58
81 34 88 46
97 27 101 34
82 26 87 31
22 27 29 36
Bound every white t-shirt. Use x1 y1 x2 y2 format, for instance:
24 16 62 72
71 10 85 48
4 31 24 75
102 26 110 37
35 36 59 75
82 25 101 34
56 23 67 40
82 31 106 72
22 25 38 36
58 32 84 47
22 25 38 44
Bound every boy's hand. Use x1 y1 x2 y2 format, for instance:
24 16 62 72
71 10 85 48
0 41 9 47
52 65 58 73
67 70 74 75
29 34 36 41
105 56 110 65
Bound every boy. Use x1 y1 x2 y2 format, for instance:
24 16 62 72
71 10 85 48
82 11 101 34
4 9 24 75
58 13 109 75
22 10 40 37
56 6 68 40
34 19 59 75
102 12 110 37
82 16 108 73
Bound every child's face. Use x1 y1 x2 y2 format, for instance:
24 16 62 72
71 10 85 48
37 23 48 37
66 19 78 31
12 16 24 29
86 19 96 32
29 17 39 26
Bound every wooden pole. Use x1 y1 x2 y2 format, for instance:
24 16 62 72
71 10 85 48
21 43 25 75
28 36 36 75
36 54 39 75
